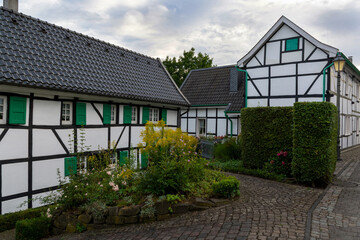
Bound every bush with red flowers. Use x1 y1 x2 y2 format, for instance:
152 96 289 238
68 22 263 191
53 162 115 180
264 151 292 177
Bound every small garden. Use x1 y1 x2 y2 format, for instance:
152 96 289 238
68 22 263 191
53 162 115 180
7 121 240 240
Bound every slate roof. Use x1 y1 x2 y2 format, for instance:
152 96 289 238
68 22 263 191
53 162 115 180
0 7 189 106
180 65 245 111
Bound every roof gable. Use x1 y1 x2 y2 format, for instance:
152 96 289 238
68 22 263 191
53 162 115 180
237 16 338 67
0 7 189 106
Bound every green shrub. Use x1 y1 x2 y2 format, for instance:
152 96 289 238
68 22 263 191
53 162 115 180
214 137 242 161
264 150 292 177
0 206 49 233
212 176 240 198
292 102 337 185
15 216 50 240
209 160 243 172
241 107 293 169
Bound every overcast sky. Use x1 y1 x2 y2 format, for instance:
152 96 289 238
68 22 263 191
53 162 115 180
17 0 360 68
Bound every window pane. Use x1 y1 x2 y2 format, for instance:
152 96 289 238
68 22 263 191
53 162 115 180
0 106 3 112
0 113 2 119
286 38 299 51
0 98 3 105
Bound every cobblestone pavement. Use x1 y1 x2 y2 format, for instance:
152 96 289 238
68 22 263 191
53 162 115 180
310 146 360 240
48 174 322 240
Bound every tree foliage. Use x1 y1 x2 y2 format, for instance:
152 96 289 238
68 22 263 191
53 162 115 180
163 47 215 87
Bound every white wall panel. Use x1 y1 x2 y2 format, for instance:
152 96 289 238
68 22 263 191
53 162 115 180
2 197 28 214
247 67 268 79
55 129 74 153
181 118 187 132
87 103 103 125
207 108 216 117
33 158 64 190
255 47 265 65
298 75 317 95
270 25 299 40
181 110 188 116
197 109 206 117
207 119 216 134
282 51 302 63
271 77 296 96
297 97 322 102
167 110 177 126
0 129 28 160
217 119 227 136
298 61 327 74
0 128 3 136
265 41 281 65
32 191 60 208
307 74 324 95
304 40 315 60
308 49 327 60
250 79 268 97
110 126 124 147
247 99 267 107
33 129 66 157
248 81 261 97
246 57 261 67
270 98 295 107
117 127 129 148
119 105 124 124
2 162 28 196
271 64 296 76
78 128 108 151
188 119 196 132
33 100 61 125
188 109 196 117
217 108 227 118
131 126 145 147
227 118 238 135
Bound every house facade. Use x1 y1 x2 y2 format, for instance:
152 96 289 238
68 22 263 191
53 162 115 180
181 16 360 149
0 5 189 214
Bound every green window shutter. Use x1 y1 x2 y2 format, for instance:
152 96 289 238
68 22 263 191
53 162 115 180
9 96 27 124
141 152 149 169
64 157 77 176
123 105 132 124
119 151 128 166
142 107 149 124
285 38 299 51
76 102 86 126
161 109 167 124
103 104 111 124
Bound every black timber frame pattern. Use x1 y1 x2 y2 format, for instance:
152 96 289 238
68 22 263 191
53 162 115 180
0 92 180 214
244 24 333 105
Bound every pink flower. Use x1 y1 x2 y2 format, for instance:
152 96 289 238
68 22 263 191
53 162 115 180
277 153 281 157
109 181 115 187
106 171 111 175
100 184 103 187
187 159 190 163
195 152 197 155
85 193 88 196
282 161 285 165
112 185 119 191
283 151 288 157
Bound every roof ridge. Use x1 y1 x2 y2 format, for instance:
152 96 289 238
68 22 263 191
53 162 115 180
0 7 158 62
189 64 235 72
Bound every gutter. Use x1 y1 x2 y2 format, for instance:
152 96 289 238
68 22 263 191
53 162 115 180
323 63 333 102
235 65 248 108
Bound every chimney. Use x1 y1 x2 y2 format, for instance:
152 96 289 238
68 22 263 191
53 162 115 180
3 0 18 12
348 56 353 63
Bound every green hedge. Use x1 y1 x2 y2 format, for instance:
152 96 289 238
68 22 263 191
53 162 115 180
212 176 240 198
292 102 337 185
0 206 48 233
241 107 293 169
15 216 50 240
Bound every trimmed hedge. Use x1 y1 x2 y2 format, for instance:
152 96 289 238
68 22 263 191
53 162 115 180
292 102 337 185
0 206 48 233
241 107 293 169
15 216 50 240
212 176 240 198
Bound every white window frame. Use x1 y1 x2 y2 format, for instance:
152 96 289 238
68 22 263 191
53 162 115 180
197 118 206 137
111 105 116 124
61 102 72 125
0 96 7 124
149 108 159 122
357 117 360 134
345 116 351 135
131 106 137 124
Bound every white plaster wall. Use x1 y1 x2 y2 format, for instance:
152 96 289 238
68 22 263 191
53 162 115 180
130 126 145 147
188 109 196 117
271 64 296 76
255 47 265 65
304 40 316 60
246 57 261 67
0 129 28 160
110 126 124 148
33 129 66 157
0 128 3 136
207 108 216 117
33 100 61 125
249 79 268 96
197 109 206 117
298 97 322 102
167 110 177 126
119 105 124 124
217 119 227 136
298 61 327 74
188 119 196 132
247 99 267 107
181 118 187 132
117 127 129 148
2 197 28 214
247 67 268 79
32 192 58 208
55 129 74 153
270 25 299 40
270 98 295 107
207 119 216 134
2 162 28 196
227 118 238 135
307 75 324 95
78 128 108 151
265 41 280 65
298 75 319 95
87 103 103 125
217 109 226 118
271 77 296 96
308 49 327 60
181 110 188 116
282 51 302 63
33 158 64 190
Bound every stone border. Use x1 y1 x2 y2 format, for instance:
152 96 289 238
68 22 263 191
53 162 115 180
51 197 233 235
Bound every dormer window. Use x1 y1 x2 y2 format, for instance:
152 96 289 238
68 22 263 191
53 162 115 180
285 38 299 51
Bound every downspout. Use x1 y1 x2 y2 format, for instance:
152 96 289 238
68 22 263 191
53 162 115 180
235 66 248 108
323 63 334 102
224 111 233 137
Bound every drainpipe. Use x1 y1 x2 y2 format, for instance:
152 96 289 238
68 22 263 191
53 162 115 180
224 111 233 137
235 66 248 108
323 63 334 102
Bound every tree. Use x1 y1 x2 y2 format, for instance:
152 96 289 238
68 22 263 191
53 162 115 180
163 48 215 87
